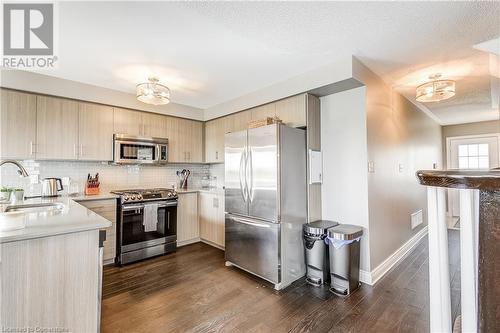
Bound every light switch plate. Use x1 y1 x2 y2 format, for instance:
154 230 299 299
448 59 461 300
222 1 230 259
368 161 375 173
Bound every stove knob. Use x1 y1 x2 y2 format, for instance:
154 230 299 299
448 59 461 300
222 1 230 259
131 195 136 200
137 194 143 200
167 192 172 197
123 196 129 201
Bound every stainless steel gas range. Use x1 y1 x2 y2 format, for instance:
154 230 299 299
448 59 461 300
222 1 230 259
111 188 178 265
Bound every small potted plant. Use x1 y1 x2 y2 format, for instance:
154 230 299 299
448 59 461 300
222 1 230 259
10 188 24 203
0 187 12 202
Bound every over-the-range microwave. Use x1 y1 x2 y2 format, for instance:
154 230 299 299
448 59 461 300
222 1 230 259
113 134 168 164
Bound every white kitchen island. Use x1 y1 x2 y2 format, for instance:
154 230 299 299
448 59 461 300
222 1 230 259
0 197 111 332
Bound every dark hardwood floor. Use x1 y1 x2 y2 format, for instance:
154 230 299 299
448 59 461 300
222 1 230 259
102 231 460 333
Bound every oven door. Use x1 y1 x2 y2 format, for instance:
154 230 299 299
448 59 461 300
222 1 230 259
114 140 160 164
120 201 177 253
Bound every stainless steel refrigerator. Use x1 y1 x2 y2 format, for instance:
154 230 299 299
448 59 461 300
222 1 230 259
225 123 307 290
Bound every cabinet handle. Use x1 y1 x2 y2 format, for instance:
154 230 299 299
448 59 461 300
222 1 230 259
215 151 218 160
80 144 84 157
30 141 36 155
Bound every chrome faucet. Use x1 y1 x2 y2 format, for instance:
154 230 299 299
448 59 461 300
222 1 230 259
0 160 29 177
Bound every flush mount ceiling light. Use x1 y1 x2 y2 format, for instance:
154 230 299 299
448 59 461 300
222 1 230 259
415 73 456 103
136 77 170 105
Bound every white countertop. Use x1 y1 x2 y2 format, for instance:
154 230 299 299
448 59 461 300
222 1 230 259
70 192 120 201
0 196 112 244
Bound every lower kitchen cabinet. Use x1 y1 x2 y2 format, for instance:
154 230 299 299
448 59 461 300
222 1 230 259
177 192 199 245
199 191 225 248
77 198 117 263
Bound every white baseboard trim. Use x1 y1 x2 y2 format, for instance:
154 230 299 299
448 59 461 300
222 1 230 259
359 225 428 286
177 237 200 247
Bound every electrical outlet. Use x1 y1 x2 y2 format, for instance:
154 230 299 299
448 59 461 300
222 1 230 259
411 210 423 229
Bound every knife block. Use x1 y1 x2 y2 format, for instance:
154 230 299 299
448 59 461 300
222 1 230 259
84 182 100 195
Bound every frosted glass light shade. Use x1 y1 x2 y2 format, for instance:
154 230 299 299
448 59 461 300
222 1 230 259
137 77 170 105
416 79 455 103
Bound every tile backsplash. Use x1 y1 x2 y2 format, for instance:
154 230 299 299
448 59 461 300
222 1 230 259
0 160 220 196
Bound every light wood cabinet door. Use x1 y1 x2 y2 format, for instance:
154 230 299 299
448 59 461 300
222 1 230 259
77 199 117 262
188 121 204 163
226 111 250 133
250 103 276 121
177 192 199 244
204 118 225 163
113 108 144 136
36 96 79 160
199 192 225 248
78 103 114 161
166 117 182 162
275 94 307 128
0 90 37 159
142 112 169 138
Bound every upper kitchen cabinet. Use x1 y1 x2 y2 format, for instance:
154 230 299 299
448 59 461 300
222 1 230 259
78 103 114 161
250 103 276 121
0 89 37 159
275 94 307 128
142 112 169 138
36 95 79 160
113 108 144 136
167 117 203 163
189 121 204 163
225 111 251 133
204 117 225 163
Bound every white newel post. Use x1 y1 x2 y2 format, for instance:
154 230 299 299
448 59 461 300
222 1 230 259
427 186 452 332
459 189 479 333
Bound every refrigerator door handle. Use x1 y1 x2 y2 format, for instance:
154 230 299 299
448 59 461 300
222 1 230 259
229 215 271 228
239 150 248 202
247 148 254 202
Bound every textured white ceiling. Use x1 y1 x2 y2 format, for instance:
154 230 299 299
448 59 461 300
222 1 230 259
24 1 500 123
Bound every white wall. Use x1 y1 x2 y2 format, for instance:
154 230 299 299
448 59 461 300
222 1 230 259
0 69 204 120
353 59 442 271
320 87 371 272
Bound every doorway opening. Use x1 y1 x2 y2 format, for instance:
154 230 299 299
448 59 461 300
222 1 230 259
446 134 500 229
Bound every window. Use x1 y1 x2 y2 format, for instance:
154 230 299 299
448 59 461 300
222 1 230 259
458 143 489 169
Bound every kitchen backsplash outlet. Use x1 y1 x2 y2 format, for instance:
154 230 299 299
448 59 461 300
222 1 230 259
0 160 211 196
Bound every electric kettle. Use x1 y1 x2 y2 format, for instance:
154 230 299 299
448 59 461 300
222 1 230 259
41 178 64 197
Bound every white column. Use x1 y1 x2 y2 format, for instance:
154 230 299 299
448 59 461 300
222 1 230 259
459 189 479 332
427 186 452 332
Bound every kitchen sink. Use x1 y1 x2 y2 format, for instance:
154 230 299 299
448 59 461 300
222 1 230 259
2 202 65 213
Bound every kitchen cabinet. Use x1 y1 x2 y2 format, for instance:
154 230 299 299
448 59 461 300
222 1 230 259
167 117 203 163
225 111 251 133
275 94 307 128
77 198 117 263
250 103 276 121
0 89 37 159
78 103 114 161
199 191 225 248
204 117 225 163
177 192 199 245
142 112 169 138
113 107 144 136
36 95 79 160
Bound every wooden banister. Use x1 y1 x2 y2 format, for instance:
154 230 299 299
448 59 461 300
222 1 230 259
417 170 499 333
